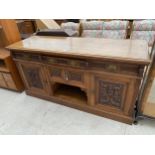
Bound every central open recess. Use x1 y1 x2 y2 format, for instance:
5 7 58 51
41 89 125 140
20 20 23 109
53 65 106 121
52 83 87 104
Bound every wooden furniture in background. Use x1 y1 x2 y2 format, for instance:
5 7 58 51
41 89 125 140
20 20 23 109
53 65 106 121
16 19 36 39
0 48 24 91
55 20 66 25
0 19 24 91
35 19 60 30
0 20 21 46
8 36 150 124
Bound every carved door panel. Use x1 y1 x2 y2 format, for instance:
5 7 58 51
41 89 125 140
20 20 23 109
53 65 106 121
93 73 137 115
17 62 48 95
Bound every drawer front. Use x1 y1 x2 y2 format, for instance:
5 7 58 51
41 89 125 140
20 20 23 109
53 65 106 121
42 56 89 68
65 70 84 84
13 52 41 62
3 73 17 90
12 52 140 77
49 67 63 82
48 66 87 88
0 73 7 88
90 61 140 76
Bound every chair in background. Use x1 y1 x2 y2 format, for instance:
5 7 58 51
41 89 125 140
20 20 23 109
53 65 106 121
102 20 129 39
130 20 155 54
61 22 80 36
81 20 103 37
81 20 129 39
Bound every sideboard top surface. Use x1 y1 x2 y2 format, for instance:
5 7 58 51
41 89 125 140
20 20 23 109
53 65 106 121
7 36 150 65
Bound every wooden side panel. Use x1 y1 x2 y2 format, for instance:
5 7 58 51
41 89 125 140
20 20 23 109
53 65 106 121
0 19 21 46
0 72 7 88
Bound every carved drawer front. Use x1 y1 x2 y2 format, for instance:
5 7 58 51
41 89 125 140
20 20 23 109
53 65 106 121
49 67 63 82
48 66 86 88
19 63 48 94
65 71 83 82
90 61 139 76
13 52 41 62
42 56 89 68
95 76 127 110
64 70 85 87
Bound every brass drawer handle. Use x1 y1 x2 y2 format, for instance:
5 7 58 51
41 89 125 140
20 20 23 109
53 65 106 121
49 58 55 63
70 60 77 66
107 64 117 72
64 72 68 81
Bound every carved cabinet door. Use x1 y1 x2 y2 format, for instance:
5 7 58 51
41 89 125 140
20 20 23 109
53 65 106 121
92 73 138 115
17 62 49 95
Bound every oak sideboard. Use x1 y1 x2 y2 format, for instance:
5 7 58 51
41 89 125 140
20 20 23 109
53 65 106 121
7 36 150 124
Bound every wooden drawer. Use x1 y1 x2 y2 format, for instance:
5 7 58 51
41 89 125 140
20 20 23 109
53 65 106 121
0 72 7 88
42 56 89 68
90 61 140 76
48 66 87 88
64 70 86 88
49 66 63 82
12 52 41 62
3 73 17 90
42 55 140 77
